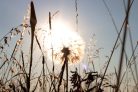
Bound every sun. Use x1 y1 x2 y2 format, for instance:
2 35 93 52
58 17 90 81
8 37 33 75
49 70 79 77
37 19 85 64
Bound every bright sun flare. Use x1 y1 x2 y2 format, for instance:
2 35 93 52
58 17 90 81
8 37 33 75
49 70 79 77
38 20 85 64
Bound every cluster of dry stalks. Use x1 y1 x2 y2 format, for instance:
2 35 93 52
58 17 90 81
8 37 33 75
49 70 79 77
0 0 138 92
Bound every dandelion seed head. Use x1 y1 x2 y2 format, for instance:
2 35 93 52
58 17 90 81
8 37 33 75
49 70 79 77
38 20 85 64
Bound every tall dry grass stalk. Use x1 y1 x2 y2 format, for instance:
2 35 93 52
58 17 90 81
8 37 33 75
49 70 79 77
28 1 37 92
75 0 78 32
116 0 132 92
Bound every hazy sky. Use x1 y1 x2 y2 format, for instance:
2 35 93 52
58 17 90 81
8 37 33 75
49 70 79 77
0 0 138 72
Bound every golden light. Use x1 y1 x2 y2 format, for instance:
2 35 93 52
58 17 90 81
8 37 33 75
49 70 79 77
38 19 85 64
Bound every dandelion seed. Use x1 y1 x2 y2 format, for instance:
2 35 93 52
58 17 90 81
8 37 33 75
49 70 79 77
38 20 85 64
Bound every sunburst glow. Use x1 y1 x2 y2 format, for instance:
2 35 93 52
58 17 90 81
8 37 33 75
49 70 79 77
38 19 85 64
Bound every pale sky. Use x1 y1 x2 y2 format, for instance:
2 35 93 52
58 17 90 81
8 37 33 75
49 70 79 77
0 0 138 79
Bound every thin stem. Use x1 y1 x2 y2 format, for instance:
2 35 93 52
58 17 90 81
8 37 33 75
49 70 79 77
116 0 131 92
65 57 68 92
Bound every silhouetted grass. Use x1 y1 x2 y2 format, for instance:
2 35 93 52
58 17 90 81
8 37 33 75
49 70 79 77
0 0 137 92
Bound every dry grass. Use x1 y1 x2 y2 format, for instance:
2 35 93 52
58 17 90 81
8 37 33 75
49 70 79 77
0 0 138 92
